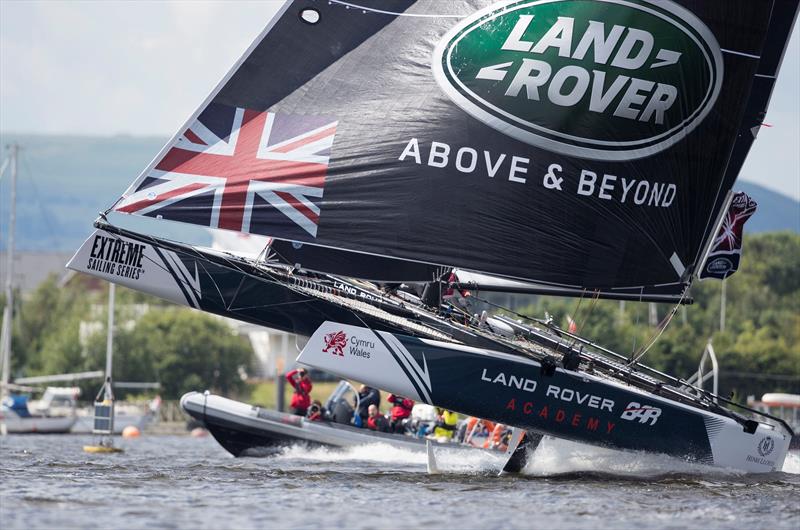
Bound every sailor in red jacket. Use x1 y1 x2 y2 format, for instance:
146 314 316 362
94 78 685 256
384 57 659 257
286 368 312 416
387 394 414 433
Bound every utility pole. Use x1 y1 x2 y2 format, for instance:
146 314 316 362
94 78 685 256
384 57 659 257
720 279 727 332
104 283 116 403
1 144 18 394
648 302 658 327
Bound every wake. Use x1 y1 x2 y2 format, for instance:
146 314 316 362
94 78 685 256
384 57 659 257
272 439 800 478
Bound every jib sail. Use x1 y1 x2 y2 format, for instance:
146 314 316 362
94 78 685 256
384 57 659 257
109 0 798 298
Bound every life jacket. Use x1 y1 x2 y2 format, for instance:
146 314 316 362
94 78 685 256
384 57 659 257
486 423 508 451
388 395 414 421
433 410 458 439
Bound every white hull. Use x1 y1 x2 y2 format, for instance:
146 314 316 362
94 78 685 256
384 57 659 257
2 415 77 434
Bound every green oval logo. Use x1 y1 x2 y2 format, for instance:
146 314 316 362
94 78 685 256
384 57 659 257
433 0 723 161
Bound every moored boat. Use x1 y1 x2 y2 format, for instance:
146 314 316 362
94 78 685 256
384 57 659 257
1 395 77 434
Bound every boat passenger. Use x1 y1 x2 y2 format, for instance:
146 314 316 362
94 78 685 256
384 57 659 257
366 404 390 432
432 408 458 440
286 368 312 416
488 423 510 451
463 417 496 446
307 400 324 422
356 385 380 423
387 394 414 433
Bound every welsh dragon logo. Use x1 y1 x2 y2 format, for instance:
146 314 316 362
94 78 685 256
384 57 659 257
323 330 347 357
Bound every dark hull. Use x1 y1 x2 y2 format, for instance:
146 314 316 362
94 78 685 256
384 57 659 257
300 322 794 473
180 391 476 458
204 412 321 457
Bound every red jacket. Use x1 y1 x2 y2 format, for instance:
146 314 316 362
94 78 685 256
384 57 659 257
387 394 414 421
367 414 389 432
286 369 312 410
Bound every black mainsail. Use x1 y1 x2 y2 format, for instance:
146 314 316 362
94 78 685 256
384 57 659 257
105 0 793 301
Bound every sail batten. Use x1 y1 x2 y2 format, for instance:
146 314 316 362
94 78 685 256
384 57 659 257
111 0 798 295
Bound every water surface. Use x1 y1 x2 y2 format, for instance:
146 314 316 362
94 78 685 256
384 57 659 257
1 434 798 529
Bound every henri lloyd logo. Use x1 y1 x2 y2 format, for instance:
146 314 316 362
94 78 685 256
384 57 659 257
432 0 723 161
86 234 146 280
757 436 775 457
746 435 777 468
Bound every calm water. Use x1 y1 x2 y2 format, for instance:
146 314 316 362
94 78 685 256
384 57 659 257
1 434 798 530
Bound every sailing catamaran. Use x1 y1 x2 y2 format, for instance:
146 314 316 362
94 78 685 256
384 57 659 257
67 0 798 472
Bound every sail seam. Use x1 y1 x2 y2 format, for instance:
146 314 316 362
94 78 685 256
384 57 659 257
720 48 760 59
328 1 464 18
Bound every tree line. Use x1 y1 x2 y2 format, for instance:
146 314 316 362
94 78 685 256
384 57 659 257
1 232 797 402
508 232 799 402
3 275 252 400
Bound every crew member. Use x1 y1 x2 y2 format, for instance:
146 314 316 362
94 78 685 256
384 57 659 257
366 404 390 433
464 417 496 447
356 385 380 423
432 408 458 440
387 394 414 433
286 367 312 416
488 423 510 451
307 400 324 422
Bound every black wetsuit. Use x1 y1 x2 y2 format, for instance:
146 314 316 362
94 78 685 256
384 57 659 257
356 387 380 421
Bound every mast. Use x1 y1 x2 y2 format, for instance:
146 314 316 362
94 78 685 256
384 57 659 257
1 144 18 393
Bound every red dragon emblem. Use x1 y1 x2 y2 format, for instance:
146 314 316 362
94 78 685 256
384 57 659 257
323 330 347 357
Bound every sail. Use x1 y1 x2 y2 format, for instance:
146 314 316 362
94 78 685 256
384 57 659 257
110 0 798 298
692 0 799 274
268 239 447 282
698 192 758 280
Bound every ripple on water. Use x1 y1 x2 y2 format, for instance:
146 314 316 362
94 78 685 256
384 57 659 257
0 435 797 530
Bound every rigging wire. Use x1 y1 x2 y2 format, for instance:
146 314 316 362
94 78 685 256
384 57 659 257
630 286 644 358
626 290 688 368
20 154 60 251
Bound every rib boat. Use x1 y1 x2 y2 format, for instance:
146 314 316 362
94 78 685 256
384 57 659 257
68 0 798 472
180 382 493 457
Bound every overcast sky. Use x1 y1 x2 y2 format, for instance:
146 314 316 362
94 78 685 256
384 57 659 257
1 0 798 199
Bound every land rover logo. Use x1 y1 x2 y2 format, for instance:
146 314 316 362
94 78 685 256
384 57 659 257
432 0 723 161
757 436 775 457
707 257 732 273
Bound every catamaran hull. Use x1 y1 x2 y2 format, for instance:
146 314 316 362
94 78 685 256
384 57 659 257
298 322 791 473
67 227 437 339
67 228 317 336
180 391 481 457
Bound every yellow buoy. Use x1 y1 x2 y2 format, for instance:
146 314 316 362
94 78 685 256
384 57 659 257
83 445 124 454
121 425 141 438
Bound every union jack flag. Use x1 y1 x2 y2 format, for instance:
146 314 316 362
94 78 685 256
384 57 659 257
115 103 338 238
699 191 757 280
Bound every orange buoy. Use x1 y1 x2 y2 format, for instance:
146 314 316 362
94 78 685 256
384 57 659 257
121 425 141 438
